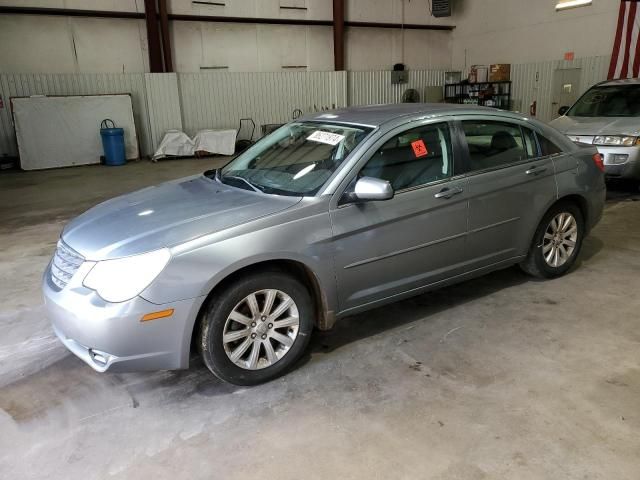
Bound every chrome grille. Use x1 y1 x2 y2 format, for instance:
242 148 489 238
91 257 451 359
567 135 595 145
50 241 84 289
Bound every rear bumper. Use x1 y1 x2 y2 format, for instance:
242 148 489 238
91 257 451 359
43 263 206 373
586 183 606 233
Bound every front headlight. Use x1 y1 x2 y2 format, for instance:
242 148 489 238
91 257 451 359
593 135 638 147
83 248 171 303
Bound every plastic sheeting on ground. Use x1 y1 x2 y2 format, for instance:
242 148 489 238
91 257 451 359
153 129 237 160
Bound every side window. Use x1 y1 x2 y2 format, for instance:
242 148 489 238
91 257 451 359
537 134 563 156
360 123 453 191
462 121 527 172
523 127 539 158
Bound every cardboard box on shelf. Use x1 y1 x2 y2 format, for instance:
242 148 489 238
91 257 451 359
489 64 511 82
468 65 488 83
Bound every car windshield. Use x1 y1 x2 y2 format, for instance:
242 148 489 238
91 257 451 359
219 122 372 196
567 85 640 117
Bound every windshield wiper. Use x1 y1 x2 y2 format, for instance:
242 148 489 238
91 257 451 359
220 174 264 193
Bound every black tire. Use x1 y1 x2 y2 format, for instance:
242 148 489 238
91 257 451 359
520 201 585 279
198 271 313 386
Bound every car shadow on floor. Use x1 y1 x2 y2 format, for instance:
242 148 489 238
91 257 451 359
308 269 527 358
606 179 640 202
304 233 605 360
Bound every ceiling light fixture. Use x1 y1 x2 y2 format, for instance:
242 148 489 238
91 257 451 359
556 0 592 11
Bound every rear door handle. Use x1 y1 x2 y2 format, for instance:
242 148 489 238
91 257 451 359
434 186 464 199
526 166 547 175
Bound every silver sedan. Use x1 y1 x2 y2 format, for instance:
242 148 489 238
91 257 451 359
44 104 606 385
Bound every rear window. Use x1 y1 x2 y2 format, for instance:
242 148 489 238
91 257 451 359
537 134 563 156
461 121 527 172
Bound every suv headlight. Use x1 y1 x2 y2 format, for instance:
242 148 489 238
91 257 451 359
83 248 171 303
593 135 638 147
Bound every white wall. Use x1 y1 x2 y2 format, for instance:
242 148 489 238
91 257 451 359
171 22 335 72
0 0 455 73
0 14 149 73
346 27 451 71
450 0 619 69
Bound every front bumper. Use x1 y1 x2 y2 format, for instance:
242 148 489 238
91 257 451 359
43 263 206 373
596 145 640 180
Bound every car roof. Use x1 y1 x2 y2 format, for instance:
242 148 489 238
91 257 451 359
300 103 526 128
596 78 640 87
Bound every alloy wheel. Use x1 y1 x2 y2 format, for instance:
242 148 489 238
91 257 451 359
222 289 300 370
542 212 578 268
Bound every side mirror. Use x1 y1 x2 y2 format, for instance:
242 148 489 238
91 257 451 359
342 177 394 204
558 106 570 116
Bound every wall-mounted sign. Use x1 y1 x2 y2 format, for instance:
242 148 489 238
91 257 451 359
564 51 575 61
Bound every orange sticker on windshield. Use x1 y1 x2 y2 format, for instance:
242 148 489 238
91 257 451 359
411 140 428 158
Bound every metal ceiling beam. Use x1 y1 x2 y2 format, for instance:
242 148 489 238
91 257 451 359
167 13 333 26
0 6 455 30
0 6 145 19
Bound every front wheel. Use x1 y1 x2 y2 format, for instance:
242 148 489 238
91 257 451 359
198 271 314 385
520 202 584 279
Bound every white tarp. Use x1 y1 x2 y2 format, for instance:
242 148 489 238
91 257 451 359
153 129 237 160
194 129 237 156
152 130 195 160
13 95 138 170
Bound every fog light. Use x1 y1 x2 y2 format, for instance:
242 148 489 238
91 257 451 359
89 349 111 366
609 154 629 165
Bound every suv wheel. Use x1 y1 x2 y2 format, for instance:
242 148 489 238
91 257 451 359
520 202 584 279
199 271 313 385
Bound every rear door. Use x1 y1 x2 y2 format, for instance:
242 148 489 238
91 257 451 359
458 117 558 269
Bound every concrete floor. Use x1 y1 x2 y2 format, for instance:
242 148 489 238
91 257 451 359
1 160 639 479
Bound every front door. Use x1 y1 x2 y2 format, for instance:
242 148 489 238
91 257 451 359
330 120 469 314
458 118 557 269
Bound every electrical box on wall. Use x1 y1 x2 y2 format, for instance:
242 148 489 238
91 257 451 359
432 0 451 17
392 71 409 84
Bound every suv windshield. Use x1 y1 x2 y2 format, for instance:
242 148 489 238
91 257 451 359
567 85 640 117
219 122 372 196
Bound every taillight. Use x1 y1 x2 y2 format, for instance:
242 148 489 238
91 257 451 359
592 153 605 172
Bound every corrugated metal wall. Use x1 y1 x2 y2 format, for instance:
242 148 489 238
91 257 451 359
177 71 347 139
144 73 183 152
348 70 447 105
0 57 612 160
509 56 610 122
0 73 152 157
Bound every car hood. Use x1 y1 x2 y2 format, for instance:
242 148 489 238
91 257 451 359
62 174 301 260
550 115 640 136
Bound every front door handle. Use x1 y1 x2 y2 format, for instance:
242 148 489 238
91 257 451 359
434 186 464 199
526 166 547 176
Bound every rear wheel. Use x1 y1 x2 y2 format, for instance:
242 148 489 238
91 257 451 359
199 271 313 385
520 202 584 279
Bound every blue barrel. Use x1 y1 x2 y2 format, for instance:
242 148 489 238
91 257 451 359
100 119 126 166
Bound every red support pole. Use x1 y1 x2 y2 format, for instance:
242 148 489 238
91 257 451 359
144 0 164 73
333 0 345 71
158 0 173 73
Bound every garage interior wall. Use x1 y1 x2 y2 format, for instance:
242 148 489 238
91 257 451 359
0 0 625 158
450 0 619 69
0 0 452 73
